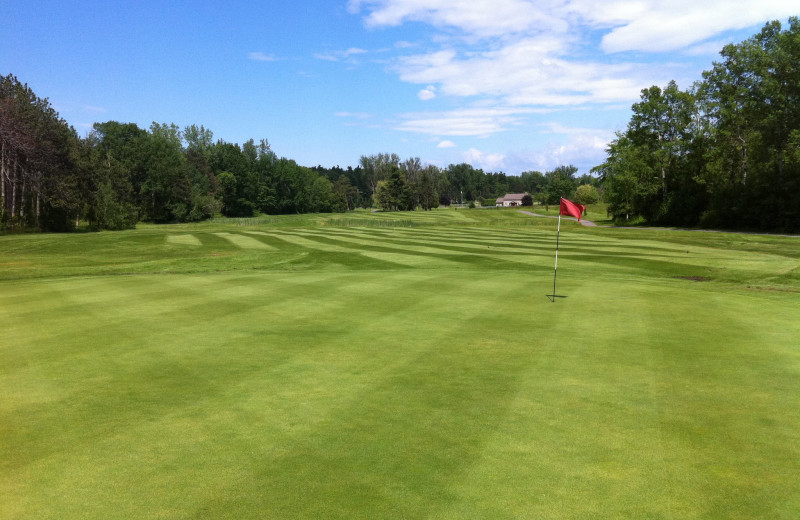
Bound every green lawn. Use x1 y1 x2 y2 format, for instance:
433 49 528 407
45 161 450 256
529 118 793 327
2 209 799 519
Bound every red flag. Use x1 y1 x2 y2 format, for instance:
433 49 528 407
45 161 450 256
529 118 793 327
560 198 586 221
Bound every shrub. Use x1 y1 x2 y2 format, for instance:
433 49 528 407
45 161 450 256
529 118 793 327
575 184 600 205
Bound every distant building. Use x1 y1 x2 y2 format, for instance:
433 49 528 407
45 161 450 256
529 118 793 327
495 193 529 207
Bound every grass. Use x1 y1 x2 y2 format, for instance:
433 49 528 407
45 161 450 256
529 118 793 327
1 209 799 519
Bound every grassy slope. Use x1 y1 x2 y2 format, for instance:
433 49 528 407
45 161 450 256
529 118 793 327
1 208 799 519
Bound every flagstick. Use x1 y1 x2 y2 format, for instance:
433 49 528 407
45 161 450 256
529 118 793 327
551 212 561 302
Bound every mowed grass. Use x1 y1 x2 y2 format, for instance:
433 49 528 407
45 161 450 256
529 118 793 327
1 208 799 519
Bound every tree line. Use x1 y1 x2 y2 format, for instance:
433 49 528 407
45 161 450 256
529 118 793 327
596 18 800 232
0 78 349 232
12 21 795 234
312 157 598 211
1 73 597 232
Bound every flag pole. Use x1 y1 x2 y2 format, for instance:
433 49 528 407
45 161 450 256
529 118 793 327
550 211 561 302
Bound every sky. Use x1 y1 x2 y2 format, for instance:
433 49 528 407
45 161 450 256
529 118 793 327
2 1 796 175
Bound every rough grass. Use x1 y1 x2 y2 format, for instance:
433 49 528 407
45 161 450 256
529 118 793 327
1 209 799 519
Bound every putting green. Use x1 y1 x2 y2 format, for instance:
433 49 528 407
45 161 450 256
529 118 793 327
1 210 799 519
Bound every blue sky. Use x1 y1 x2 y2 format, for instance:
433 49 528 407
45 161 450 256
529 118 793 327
2 1 796 174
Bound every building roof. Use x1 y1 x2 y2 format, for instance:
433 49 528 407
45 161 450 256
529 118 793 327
497 193 528 202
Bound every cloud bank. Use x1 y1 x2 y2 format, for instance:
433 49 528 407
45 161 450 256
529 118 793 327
347 0 792 170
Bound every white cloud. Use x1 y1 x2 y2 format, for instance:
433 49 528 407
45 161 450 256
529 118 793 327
396 39 658 107
595 1 798 53
442 121 614 173
248 51 279 62
344 47 369 56
353 1 794 50
540 122 614 157
437 140 456 148
396 107 540 136
495 122 615 172
349 0 565 38
314 47 369 62
683 39 733 57
349 0 792 170
462 148 506 171
418 85 436 100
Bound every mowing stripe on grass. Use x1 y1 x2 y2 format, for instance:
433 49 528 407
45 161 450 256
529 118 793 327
166 234 202 246
212 232 276 250
265 230 464 268
300 228 541 256
2 212 799 519
275 228 540 270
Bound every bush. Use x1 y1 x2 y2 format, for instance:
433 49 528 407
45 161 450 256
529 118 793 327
575 184 600 205
699 209 723 229
40 205 77 232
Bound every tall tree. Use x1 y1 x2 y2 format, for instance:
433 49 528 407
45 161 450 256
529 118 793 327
375 171 413 211
699 18 800 229
360 153 400 195
544 165 578 204
597 19 800 231
1 74 81 230
417 170 439 211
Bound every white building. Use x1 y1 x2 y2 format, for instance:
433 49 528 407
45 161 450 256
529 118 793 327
495 193 529 207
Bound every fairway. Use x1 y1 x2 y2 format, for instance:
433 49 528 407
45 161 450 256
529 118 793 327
2 209 799 519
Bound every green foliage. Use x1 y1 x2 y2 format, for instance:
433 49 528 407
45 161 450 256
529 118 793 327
91 180 137 230
186 187 222 221
575 184 600 205
0 74 81 231
417 171 439 211
598 19 800 232
519 170 546 193
217 170 249 217
360 152 400 196
2 72 596 231
332 175 356 212
375 171 414 211
544 165 578 204
447 163 482 202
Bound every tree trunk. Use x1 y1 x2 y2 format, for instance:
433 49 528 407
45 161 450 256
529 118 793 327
20 177 26 220
11 161 16 218
742 145 748 185
738 131 747 185
0 141 5 215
